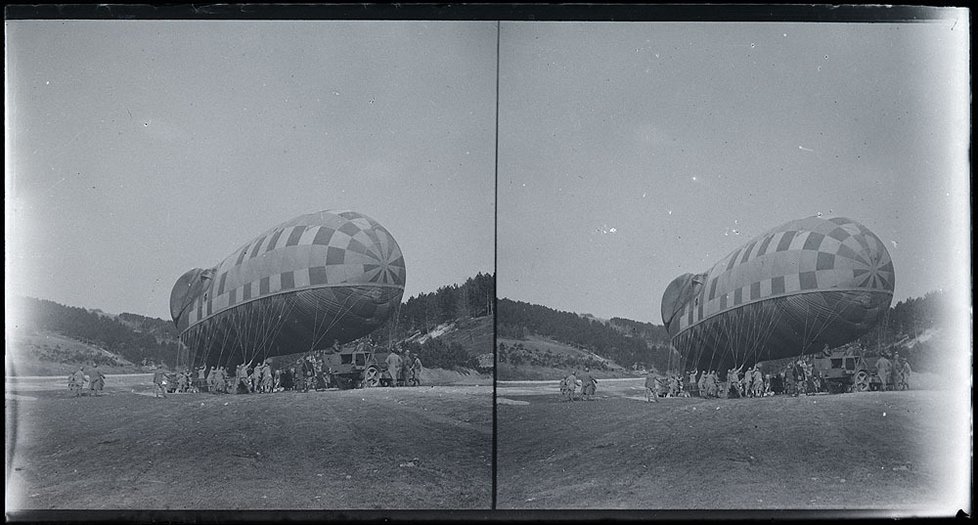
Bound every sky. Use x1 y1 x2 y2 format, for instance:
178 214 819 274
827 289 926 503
6 21 497 320
497 20 970 324
5 18 971 326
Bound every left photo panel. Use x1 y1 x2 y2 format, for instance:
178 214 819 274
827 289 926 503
5 20 496 510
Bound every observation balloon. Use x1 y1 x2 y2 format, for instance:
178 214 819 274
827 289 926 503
661 216 893 373
170 210 405 366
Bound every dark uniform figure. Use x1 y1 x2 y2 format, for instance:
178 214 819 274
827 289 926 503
410 354 423 386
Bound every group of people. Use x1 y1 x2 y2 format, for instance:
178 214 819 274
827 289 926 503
782 358 822 396
148 340 426 398
644 367 779 402
150 360 278 398
873 351 913 392
560 367 597 401
641 351 914 403
384 346 424 388
163 366 210 394
645 371 690 401
67 363 106 397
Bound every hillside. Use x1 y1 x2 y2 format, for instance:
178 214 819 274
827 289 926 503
404 315 494 366
497 336 633 381
497 298 675 374
7 331 146 376
497 290 958 380
8 274 494 377
270 314 494 378
8 297 184 375
371 272 494 345
855 290 959 373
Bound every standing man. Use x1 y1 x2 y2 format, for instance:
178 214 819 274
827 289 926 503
410 352 423 386
196 366 207 393
645 370 658 403
728 365 742 398
69 366 87 396
563 370 579 402
261 361 274 393
88 363 106 397
236 360 252 394
581 367 597 401
249 362 262 393
899 357 912 390
153 365 168 398
286 366 297 391
385 349 403 388
688 370 699 398
751 366 764 398
217 366 229 393
387 349 401 386
401 349 414 387
792 360 806 396
876 352 893 392
704 370 717 398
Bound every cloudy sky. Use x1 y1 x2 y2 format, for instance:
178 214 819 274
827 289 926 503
497 20 970 323
6 21 497 319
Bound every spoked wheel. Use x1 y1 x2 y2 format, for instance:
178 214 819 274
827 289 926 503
363 366 381 388
852 370 871 392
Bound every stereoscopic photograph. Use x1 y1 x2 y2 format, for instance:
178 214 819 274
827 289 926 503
6 19 495 511
5 6 972 521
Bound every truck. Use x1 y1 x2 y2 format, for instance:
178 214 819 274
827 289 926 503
319 343 419 389
810 346 898 393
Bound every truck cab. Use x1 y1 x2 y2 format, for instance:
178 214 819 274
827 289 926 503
321 342 395 389
812 345 897 393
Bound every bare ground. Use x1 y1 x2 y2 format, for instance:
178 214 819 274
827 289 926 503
496 382 969 514
5 376 491 510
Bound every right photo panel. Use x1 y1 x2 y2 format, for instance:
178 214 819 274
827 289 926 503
495 20 971 513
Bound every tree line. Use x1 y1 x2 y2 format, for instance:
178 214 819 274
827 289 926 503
496 298 674 371
373 272 494 345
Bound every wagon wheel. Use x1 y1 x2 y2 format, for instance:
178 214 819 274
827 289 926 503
852 370 871 392
363 366 381 388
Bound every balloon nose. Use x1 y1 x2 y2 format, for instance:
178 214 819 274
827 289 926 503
170 268 203 327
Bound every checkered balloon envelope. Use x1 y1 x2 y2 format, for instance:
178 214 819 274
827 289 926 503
170 210 405 365
661 216 894 373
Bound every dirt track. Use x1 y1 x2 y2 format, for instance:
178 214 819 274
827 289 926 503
5 376 491 510
497 381 969 514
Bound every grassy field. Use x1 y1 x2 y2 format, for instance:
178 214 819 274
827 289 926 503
6 377 492 510
496 385 969 515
